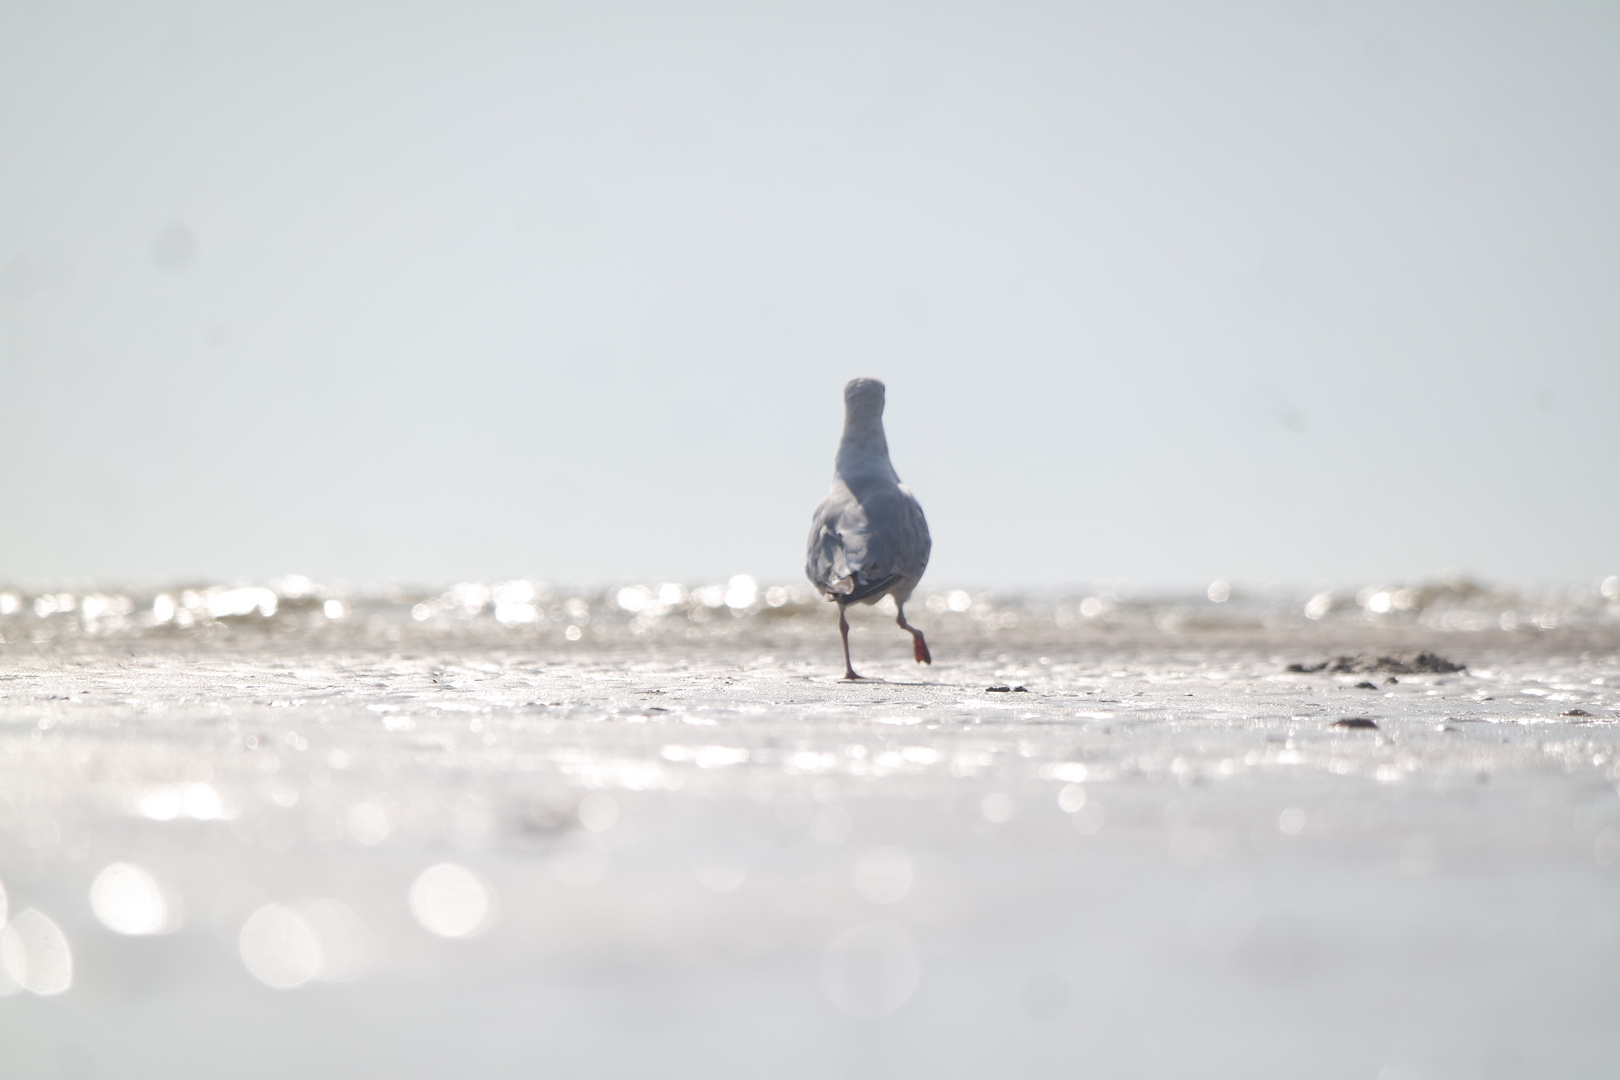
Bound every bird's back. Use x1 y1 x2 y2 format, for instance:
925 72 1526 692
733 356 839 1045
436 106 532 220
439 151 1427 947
806 376 931 603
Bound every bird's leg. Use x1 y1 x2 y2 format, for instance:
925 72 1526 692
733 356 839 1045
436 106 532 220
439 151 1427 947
839 604 862 680
896 602 932 665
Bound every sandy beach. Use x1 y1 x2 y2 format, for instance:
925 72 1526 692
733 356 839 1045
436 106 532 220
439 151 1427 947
2 587 1618 1078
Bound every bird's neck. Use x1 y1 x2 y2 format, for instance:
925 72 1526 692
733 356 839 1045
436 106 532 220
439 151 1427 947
836 413 898 482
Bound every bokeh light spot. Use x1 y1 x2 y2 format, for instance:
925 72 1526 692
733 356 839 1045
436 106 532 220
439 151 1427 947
821 924 919 1018
853 847 913 905
577 792 619 833
692 857 749 892
302 900 374 982
980 792 1016 824
409 863 496 938
1 909 73 995
239 904 323 989
90 863 175 935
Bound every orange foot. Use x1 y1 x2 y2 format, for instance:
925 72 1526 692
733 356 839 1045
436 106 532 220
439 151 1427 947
913 637 932 665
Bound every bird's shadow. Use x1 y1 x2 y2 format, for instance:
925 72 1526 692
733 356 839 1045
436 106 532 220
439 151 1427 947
803 676 1038 693
802 676 941 688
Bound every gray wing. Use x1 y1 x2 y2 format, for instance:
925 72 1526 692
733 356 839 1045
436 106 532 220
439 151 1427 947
805 479 931 601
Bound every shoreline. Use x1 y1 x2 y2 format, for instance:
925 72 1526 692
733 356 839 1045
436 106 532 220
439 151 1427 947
0 626 1617 1076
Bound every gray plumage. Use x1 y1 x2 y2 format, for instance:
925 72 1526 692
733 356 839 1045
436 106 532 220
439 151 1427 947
805 377 932 679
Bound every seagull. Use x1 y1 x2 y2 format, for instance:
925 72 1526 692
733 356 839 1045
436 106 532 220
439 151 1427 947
805 377 932 680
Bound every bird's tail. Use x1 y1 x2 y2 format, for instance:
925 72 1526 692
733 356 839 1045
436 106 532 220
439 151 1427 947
838 574 901 605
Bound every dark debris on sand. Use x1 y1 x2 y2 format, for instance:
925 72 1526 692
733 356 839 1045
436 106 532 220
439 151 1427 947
1332 717 1380 730
1286 652 1466 675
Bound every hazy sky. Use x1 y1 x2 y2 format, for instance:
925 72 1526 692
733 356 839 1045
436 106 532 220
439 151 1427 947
2 1 1616 589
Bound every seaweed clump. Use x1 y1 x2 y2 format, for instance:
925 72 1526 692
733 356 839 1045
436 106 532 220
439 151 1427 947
1286 653 1465 675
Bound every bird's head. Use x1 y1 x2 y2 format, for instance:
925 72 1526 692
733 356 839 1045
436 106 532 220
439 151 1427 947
843 377 886 421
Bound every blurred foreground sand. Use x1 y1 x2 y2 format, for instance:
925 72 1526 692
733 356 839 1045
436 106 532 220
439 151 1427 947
1 608 1618 1079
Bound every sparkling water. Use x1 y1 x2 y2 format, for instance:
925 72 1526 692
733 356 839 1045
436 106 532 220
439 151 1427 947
1 575 1618 1078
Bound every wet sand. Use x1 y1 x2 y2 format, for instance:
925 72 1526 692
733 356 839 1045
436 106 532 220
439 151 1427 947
2 602 1619 1078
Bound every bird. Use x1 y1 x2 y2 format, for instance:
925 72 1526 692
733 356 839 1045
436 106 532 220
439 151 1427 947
805 377 932 680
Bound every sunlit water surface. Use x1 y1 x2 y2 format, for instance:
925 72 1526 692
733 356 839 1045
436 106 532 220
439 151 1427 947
2 576 1619 1079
